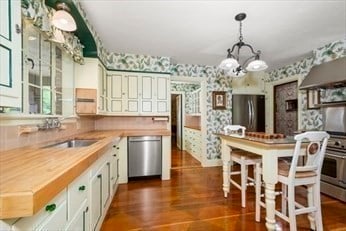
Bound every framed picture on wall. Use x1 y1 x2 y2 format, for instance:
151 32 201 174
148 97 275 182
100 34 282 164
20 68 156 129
307 89 320 109
212 91 226 110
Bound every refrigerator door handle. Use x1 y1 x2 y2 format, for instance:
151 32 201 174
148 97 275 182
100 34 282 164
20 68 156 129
251 99 255 129
248 100 252 129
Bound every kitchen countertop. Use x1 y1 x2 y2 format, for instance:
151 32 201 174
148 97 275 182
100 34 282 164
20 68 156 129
0 129 170 219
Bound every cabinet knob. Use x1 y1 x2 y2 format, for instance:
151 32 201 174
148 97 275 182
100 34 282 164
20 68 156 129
113 145 116 148
113 154 117 157
79 185 86 191
85 206 89 213
45 204 56 212
15 24 21 34
97 174 102 178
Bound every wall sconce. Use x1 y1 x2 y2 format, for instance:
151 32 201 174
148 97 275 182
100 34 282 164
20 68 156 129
51 2 77 32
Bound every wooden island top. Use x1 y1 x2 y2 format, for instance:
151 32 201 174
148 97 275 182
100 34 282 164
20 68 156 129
0 129 170 219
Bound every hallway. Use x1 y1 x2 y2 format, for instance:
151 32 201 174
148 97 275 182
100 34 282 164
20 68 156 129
101 149 346 230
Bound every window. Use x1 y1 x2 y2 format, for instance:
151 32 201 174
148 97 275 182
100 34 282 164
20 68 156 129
22 20 74 116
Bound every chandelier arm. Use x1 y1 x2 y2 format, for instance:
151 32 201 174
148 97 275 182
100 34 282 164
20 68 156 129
228 43 241 58
241 43 260 56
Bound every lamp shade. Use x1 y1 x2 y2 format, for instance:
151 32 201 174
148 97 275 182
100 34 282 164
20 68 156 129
52 10 77 32
246 59 268 72
219 58 239 70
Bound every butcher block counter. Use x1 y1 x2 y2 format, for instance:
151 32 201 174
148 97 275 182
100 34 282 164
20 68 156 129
0 129 170 219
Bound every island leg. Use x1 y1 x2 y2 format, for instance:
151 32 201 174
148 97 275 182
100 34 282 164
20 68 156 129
221 140 231 197
265 183 277 230
262 154 279 231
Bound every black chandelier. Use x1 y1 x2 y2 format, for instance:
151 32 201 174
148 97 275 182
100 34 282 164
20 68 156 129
219 13 268 77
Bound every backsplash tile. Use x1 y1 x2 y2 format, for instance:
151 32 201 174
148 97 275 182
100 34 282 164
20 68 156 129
95 116 168 130
0 118 94 152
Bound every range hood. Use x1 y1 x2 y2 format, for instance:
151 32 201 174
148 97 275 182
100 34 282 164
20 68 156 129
299 57 346 90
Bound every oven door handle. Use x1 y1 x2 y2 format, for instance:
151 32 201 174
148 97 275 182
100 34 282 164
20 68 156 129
325 153 346 159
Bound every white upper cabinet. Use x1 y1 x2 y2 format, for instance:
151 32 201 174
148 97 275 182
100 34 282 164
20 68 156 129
108 71 170 115
156 76 170 113
0 0 21 108
75 58 108 114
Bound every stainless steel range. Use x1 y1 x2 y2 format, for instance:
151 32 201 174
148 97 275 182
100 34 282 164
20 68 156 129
321 105 346 202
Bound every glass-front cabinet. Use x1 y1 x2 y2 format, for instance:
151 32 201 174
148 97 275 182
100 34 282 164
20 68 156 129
21 20 74 116
0 0 22 109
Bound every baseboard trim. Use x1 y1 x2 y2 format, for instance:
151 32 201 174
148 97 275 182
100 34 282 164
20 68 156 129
202 159 222 167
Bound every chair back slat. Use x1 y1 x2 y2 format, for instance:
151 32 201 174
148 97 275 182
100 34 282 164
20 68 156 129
288 131 330 181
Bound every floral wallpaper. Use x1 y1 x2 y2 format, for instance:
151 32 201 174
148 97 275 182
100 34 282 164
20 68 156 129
105 53 171 73
21 0 84 64
268 39 346 131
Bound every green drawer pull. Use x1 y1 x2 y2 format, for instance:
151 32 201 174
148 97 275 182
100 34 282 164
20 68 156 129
79 185 86 191
45 204 56 212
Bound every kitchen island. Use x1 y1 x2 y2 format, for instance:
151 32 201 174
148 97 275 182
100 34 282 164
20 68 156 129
217 132 306 231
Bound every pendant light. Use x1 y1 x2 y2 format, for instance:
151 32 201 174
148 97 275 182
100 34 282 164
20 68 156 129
219 13 267 77
51 2 77 32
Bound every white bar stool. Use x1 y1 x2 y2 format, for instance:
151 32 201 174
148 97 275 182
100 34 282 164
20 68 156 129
255 131 330 231
230 150 262 208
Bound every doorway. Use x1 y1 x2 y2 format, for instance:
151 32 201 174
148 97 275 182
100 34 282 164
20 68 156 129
171 93 183 150
274 81 298 135
170 78 203 169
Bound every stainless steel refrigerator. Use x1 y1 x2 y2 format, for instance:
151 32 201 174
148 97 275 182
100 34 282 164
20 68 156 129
232 94 265 132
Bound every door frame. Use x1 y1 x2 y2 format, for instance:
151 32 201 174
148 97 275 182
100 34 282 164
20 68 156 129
170 91 185 149
265 75 302 133
170 76 207 165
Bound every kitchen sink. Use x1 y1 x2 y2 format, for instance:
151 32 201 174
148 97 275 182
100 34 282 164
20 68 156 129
43 139 98 148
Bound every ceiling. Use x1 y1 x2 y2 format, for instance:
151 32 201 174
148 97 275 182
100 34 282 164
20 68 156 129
79 0 346 71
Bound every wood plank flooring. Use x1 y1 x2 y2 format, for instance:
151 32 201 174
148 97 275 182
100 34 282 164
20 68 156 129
101 146 346 231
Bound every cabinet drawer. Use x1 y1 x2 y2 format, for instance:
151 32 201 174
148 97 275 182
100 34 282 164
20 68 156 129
68 171 89 220
36 200 67 231
13 189 67 230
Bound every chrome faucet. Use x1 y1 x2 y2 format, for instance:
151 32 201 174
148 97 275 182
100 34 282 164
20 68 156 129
38 118 61 130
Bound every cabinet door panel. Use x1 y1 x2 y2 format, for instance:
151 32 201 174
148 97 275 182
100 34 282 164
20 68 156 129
157 101 168 112
108 74 124 112
109 74 123 99
111 100 122 112
101 162 111 209
68 171 88 220
142 76 153 99
142 101 152 112
127 75 139 99
127 100 138 112
157 77 168 100
90 174 102 231
65 201 88 231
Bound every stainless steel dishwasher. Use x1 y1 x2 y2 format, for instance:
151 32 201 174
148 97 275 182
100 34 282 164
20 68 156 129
128 136 162 178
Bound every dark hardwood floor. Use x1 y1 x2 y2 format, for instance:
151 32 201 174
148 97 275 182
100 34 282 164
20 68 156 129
101 145 346 231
